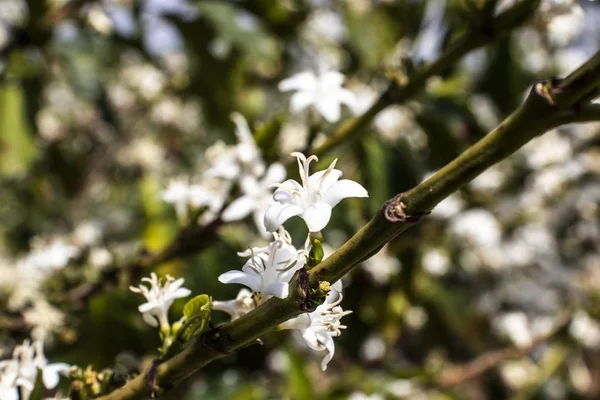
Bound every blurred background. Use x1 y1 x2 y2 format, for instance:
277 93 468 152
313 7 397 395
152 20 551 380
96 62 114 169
1 0 600 399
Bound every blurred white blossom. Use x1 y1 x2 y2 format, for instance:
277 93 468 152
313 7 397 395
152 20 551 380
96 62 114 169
222 163 287 238
362 245 401 285
279 70 356 123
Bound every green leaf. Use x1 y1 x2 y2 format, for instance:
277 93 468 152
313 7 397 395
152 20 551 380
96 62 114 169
306 233 324 270
182 295 212 341
0 84 39 177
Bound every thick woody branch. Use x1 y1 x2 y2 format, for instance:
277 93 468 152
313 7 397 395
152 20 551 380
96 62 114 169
97 47 600 400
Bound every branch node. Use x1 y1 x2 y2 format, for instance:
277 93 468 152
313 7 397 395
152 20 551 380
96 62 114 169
146 359 163 399
200 329 232 355
298 268 311 312
384 192 430 223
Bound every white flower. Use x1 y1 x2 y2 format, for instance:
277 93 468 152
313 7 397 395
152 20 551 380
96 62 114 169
221 163 287 237
570 310 600 348
449 209 502 247
129 273 191 328
218 229 305 300
26 238 79 272
205 113 265 180
0 360 31 400
265 153 368 233
212 288 256 321
279 70 357 123
161 179 208 221
2 339 70 399
30 341 70 390
361 245 401 285
280 281 351 371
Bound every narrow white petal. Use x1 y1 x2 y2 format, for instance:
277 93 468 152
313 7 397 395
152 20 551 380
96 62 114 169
290 91 315 114
273 180 302 203
262 163 287 186
279 313 311 330
138 302 158 313
222 196 255 221
309 168 342 192
0 387 18 400
278 72 317 92
253 208 271 239
264 282 289 299
301 328 324 351
337 88 358 113
142 312 159 327
320 334 336 371
42 363 70 389
218 270 262 293
302 203 332 232
171 287 192 299
169 277 185 290
315 96 342 123
323 179 369 207
264 203 303 232
321 71 345 87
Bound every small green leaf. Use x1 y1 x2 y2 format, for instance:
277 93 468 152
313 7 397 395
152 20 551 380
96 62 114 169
307 233 324 270
181 295 212 341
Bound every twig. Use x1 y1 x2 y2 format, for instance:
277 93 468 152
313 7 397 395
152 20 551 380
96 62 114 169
437 313 571 388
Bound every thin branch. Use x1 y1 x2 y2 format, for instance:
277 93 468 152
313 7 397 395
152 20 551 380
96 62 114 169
97 46 600 400
436 312 571 388
311 0 542 157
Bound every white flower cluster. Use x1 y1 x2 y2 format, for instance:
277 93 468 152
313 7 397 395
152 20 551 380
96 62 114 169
0 340 70 400
161 112 286 237
213 153 368 370
129 273 191 329
0 221 111 341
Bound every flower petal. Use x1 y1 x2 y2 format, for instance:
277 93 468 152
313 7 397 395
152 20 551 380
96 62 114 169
323 179 368 207
142 312 159 327
290 91 315 114
138 301 158 313
278 72 317 92
222 195 255 221
170 287 192 299
309 168 342 192
264 281 289 299
279 313 311 331
262 163 287 186
315 96 342 123
42 363 70 389
253 208 271 239
273 180 302 203
319 333 336 371
218 270 262 293
301 328 324 351
264 203 303 232
302 203 332 232
337 88 358 113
